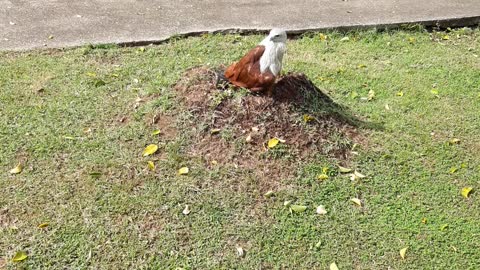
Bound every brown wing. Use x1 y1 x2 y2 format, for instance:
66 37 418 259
224 45 275 91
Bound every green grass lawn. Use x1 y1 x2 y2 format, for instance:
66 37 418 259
1 27 479 269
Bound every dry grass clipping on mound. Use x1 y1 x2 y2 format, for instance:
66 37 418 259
174 67 365 168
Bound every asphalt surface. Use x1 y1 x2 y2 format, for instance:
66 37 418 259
1 0 479 51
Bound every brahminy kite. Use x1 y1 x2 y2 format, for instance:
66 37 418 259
224 28 287 95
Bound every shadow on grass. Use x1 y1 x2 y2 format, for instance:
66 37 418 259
273 73 384 131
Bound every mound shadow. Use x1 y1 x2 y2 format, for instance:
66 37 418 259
273 73 383 131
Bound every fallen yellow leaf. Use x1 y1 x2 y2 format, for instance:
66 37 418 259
210 128 221 135
461 187 473 198
182 205 190 215
303 114 315 123
396 91 404 97
430 89 439 95
421 218 427 224
12 251 27 262
442 35 450 40
38 222 49 228
264 190 274 198
151 130 161 135
330 262 339 270
449 167 458 174
354 171 366 178
142 144 158 157
449 138 461 144
349 171 366 181
317 174 329 180
440 224 449 231
350 198 362 206
236 245 245 257
337 165 352 173
147 161 155 171
290 205 307 213
268 138 280 149
367 90 375 101
316 205 327 215
9 163 23 174
178 167 189 175
400 247 408 259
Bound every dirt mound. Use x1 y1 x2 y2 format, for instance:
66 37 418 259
174 67 364 168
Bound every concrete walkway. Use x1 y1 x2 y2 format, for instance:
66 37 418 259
1 0 479 51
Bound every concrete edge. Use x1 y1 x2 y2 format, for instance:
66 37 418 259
118 15 480 47
112 15 480 47
4 15 480 52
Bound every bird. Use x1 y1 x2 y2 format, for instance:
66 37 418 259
223 28 287 96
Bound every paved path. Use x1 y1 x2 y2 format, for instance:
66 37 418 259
1 0 479 51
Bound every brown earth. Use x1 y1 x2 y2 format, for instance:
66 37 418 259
173 67 366 174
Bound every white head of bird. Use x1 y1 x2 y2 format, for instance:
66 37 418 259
259 28 287 76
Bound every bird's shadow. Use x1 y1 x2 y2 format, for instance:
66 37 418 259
272 73 384 131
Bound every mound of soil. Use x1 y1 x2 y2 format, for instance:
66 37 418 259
174 67 363 168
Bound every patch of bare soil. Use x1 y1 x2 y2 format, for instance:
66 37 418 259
173 67 366 187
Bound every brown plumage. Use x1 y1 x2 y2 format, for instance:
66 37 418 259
224 45 276 94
